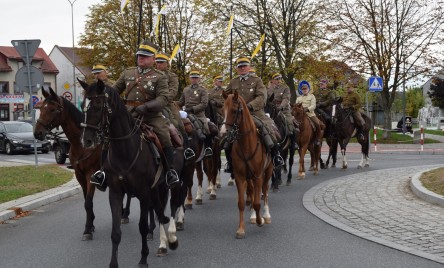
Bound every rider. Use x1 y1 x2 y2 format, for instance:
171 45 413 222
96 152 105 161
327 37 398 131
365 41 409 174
295 81 323 146
223 56 284 172
91 64 114 87
342 81 365 140
208 74 225 126
177 70 213 157
155 52 195 160
267 72 297 149
314 78 336 123
108 40 180 189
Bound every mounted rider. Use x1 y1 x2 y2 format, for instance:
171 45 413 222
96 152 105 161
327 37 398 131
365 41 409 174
342 81 365 140
208 74 225 126
295 81 323 146
223 56 284 172
177 70 213 157
155 52 195 160
91 64 115 87
111 40 180 189
267 72 297 148
314 78 336 124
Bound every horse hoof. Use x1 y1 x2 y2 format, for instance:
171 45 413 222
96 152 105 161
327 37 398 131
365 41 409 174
357 165 362 169
209 194 216 200
184 204 192 210
236 231 246 239
286 181 291 186
364 164 369 167
156 247 167 257
176 221 184 231
121 218 129 224
331 165 336 168
206 187 211 194
246 201 251 206
282 167 288 174
272 187 279 193
81 233 93 241
169 240 179 251
228 179 235 186
146 233 153 241
308 167 314 171
257 217 265 227
264 217 271 224
342 165 348 169
217 183 221 188
250 218 256 224
277 179 283 185
138 263 148 268
195 199 203 205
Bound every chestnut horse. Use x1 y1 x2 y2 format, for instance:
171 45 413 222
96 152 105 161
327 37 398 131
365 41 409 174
291 103 323 179
220 91 273 239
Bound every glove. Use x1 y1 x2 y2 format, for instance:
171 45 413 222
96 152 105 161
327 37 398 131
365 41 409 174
185 107 193 113
303 107 309 113
247 104 254 112
135 100 163 115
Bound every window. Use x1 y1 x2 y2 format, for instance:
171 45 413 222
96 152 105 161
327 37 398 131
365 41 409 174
0 81 9 94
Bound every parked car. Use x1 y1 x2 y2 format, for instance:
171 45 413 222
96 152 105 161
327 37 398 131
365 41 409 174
46 129 70 164
0 121 50 155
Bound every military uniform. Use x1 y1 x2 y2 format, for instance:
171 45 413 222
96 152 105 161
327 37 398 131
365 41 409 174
178 83 209 135
314 88 336 122
208 85 225 124
267 82 294 132
342 89 365 128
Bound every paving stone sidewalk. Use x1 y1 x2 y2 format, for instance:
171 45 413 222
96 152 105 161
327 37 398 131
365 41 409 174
304 165 444 264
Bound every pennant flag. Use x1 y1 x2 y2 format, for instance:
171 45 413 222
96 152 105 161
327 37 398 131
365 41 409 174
226 15 234 37
120 0 130 12
251 34 265 59
155 14 161 38
170 44 181 63
159 4 168 15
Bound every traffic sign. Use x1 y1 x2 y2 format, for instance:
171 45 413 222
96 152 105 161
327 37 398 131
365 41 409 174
15 66 44 93
368 76 383 92
11 40 41 65
32 96 40 106
62 91 73 101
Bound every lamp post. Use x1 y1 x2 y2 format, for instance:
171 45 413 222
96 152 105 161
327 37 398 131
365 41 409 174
402 55 406 134
67 0 78 108
229 4 233 79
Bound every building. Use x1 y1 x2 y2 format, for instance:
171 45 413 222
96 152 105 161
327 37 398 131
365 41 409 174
0 46 58 121
48 46 92 108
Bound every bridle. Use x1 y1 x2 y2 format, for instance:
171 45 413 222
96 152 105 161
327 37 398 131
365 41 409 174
36 97 64 131
333 104 353 126
222 99 243 144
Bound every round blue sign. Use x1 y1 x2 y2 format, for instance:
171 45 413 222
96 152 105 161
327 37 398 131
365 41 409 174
32 95 40 106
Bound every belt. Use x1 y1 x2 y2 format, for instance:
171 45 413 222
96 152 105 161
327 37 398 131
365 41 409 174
126 100 144 107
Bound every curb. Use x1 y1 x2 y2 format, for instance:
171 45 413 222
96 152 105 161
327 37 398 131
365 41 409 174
410 168 444 208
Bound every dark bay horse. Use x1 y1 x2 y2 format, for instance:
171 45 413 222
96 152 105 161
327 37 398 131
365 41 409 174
79 80 175 267
265 93 296 188
332 99 371 169
33 87 102 241
291 103 323 179
220 91 273 239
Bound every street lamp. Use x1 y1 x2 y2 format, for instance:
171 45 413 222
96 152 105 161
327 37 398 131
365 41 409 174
67 0 77 108
402 55 406 134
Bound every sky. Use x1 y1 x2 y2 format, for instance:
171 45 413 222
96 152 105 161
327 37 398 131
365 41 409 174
2 0 103 54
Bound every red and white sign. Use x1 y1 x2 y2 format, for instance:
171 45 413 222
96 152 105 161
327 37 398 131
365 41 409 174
62 91 73 101
0 94 25 103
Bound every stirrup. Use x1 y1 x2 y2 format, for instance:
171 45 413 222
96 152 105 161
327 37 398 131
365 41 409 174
91 170 107 192
273 155 284 169
184 148 195 160
204 147 213 157
165 169 180 189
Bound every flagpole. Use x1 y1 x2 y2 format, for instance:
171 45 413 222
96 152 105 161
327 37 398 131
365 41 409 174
229 4 233 79
137 0 143 47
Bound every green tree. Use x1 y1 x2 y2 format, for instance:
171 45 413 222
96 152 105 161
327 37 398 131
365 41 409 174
428 77 444 109
406 87 425 118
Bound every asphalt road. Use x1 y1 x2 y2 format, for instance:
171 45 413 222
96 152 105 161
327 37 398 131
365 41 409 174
0 152 443 268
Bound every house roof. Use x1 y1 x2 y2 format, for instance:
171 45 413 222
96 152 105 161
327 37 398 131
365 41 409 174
0 46 59 74
53 46 92 76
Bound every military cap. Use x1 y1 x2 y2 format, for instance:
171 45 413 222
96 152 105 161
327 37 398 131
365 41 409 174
319 77 329 84
213 75 223 81
189 70 201 78
249 68 256 74
235 56 251 68
272 73 282 80
155 52 170 62
92 64 107 74
136 40 158 57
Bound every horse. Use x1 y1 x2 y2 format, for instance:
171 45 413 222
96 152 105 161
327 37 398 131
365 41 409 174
220 91 273 239
291 103 323 179
34 87 103 241
317 109 338 169
332 99 371 169
264 93 296 188
79 79 176 267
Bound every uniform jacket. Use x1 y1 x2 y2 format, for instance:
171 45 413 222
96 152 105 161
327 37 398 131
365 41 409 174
209 86 225 117
342 91 361 111
314 89 336 108
178 84 208 118
296 93 316 117
224 75 266 117
164 69 179 103
267 83 292 117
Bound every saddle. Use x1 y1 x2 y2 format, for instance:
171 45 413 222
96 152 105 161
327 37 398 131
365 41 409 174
140 123 183 154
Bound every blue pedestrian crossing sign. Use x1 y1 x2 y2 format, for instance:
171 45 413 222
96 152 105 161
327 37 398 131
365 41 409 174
368 76 383 92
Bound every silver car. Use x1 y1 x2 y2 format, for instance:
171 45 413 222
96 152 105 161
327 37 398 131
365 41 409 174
0 121 50 154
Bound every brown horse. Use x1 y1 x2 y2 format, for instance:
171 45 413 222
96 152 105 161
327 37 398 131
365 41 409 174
220 91 273 239
291 103 323 179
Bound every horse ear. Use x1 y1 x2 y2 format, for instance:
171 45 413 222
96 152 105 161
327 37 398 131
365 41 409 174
268 93 274 102
233 90 238 101
49 87 58 99
42 86 50 98
97 79 105 93
77 78 89 91
222 90 228 100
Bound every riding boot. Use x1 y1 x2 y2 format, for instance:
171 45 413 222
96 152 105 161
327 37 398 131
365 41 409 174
91 170 107 192
181 130 195 160
311 117 322 147
261 126 275 152
271 144 284 169
164 146 180 189
224 143 232 173
291 133 299 150
356 126 365 141
204 136 213 157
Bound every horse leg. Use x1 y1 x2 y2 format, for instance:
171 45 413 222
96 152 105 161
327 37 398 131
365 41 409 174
286 146 295 185
157 224 168 257
341 148 348 169
263 164 273 224
121 194 131 224
298 148 307 179
138 199 149 266
82 177 95 241
167 188 179 251
235 178 247 239
109 190 124 268
195 161 203 205
204 157 217 200
176 205 185 231
253 178 264 227
246 180 252 206
147 206 155 241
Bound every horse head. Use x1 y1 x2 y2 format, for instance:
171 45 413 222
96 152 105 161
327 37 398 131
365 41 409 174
264 93 278 119
34 87 65 140
291 103 305 122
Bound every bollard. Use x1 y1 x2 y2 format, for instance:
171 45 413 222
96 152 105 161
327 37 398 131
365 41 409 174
420 125 424 151
373 126 377 152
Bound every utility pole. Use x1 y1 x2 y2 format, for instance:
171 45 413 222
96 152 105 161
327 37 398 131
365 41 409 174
67 0 78 108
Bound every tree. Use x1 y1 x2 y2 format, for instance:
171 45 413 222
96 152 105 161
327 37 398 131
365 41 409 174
428 77 444 109
325 0 444 137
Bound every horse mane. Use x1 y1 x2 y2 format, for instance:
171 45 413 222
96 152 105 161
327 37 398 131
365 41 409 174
229 93 255 127
103 85 135 125
60 97 84 128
